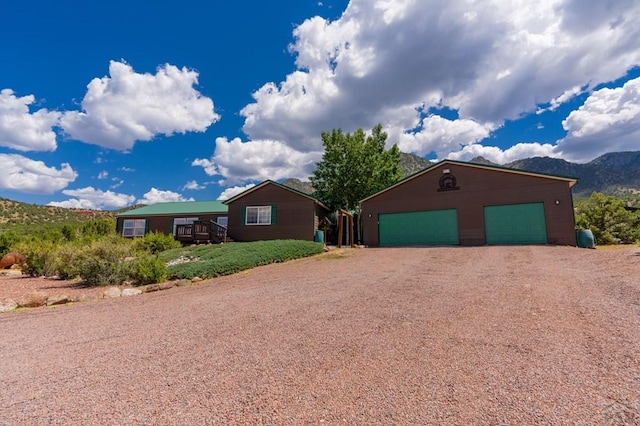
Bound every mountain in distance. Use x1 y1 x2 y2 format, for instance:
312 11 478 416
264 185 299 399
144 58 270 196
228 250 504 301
498 151 640 198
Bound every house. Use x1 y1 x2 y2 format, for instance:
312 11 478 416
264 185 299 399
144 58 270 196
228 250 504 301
116 201 228 242
223 180 330 242
360 160 578 246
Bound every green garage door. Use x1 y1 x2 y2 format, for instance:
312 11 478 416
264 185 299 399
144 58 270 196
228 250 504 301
379 209 459 246
484 203 547 244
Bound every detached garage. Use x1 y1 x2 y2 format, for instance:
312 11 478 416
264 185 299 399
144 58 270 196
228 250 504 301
361 160 577 247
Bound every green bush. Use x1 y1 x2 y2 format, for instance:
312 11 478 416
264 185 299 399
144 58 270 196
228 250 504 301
132 231 181 255
127 255 167 285
575 192 640 244
16 240 59 277
76 236 134 286
52 243 83 280
163 240 324 280
0 231 20 257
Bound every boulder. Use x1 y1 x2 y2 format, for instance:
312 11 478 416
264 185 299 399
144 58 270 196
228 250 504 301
0 251 26 270
46 295 71 306
102 287 122 299
142 284 160 293
0 298 18 313
18 292 48 308
122 288 143 297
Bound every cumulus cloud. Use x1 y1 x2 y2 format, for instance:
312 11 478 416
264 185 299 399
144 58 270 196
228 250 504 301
217 183 257 201
0 154 77 194
0 89 60 151
232 0 640 167
183 180 205 190
138 188 194 204
396 115 493 158
48 186 135 210
60 60 219 150
555 76 640 162
193 137 321 185
448 142 559 164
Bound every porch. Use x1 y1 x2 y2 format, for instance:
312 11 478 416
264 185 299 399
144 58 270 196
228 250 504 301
175 220 228 244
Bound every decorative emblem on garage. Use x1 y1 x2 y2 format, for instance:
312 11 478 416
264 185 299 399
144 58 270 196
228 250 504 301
438 174 460 192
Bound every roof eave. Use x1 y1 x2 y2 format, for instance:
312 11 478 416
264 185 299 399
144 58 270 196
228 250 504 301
360 159 579 203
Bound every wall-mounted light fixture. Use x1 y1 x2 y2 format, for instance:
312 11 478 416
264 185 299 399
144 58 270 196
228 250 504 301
443 169 451 174
555 200 560 205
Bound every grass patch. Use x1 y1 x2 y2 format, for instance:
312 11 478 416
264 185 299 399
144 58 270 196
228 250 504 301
160 240 325 280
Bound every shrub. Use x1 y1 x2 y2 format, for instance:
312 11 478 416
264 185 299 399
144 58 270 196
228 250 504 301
0 231 20 257
127 255 167 285
76 236 134 286
52 243 83 280
575 192 640 244
132 231 181 255
16 240 59 277
164 240 324 280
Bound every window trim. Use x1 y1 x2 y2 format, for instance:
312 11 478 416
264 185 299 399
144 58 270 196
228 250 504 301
216 216 228 228
245 206 272 225
122 219 146 237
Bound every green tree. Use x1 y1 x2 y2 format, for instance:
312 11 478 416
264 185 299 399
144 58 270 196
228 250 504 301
575 192 640 244
310 124 402 211
0 231 20 256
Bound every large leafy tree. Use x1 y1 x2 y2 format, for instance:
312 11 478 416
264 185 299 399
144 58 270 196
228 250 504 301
575 192 640 244
311 124 402 211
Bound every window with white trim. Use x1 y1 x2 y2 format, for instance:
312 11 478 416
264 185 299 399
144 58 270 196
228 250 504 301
173 217 199 235
122 219 146 237
245 206 271 225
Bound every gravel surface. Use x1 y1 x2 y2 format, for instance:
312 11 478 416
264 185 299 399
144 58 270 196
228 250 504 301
1 246 639 424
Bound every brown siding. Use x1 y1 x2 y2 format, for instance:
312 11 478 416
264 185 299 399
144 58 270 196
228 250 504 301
117 214 224 236
227 184 326 242
361 163 577 246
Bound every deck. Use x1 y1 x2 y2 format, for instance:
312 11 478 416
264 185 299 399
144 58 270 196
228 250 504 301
175 220 228 244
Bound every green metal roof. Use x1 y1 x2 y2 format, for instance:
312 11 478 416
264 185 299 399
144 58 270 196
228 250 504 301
116 201 227 217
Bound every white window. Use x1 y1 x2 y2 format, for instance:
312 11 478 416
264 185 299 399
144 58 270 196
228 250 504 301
173 217 199 235
246 206 271 225
216 216 228 227
122 219 146 237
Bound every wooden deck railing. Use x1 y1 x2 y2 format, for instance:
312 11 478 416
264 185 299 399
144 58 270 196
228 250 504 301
175 220 227 244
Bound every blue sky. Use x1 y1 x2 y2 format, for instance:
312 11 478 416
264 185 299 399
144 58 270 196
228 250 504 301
1 0 639 209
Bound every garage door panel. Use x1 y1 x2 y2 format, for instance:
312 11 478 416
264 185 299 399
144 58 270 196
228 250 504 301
484 203 547 245
379 209 459 246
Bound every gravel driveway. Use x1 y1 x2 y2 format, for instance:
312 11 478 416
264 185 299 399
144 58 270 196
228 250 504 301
1 246 639 425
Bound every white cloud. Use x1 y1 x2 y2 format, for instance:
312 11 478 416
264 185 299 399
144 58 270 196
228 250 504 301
48 186 135 210
97 170 109 179
0 89 60 152
233 0 640 164
0 154 77 194
537 85 587 113
110 179 124 189
183 180 205 190
448 142 559 164
556 76 640 162
193 137 321 185
396 115 493 158
138 188 195 204
217 183 256 201
60 60 219 150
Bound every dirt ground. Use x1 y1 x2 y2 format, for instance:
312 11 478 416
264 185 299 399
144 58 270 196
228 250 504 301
0 245 639 424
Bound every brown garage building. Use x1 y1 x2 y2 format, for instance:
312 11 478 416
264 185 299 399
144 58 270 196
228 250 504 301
361 160 578 246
